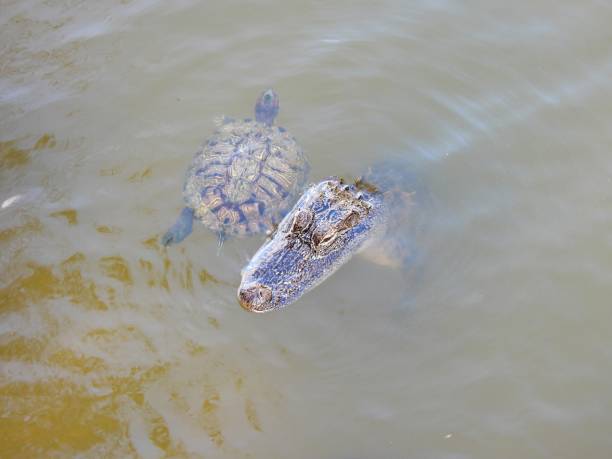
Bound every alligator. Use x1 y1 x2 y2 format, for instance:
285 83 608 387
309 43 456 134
238 162 421 312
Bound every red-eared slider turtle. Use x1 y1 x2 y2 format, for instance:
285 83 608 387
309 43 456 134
161 89 309 246
238 161 422 312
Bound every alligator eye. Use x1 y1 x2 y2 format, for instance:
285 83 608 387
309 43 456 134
311 229 338 250
337 210 360 231
290 209 314 235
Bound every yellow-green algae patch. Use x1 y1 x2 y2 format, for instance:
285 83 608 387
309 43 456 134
33 133 56 150
245 399 262 432
0 359 177 456
48 348 108 375
0 263 59 314
179 261 194 292
141 411 190 458
84 325 157 358
0 140 30 169
142 236 157 248
0 252 108 314
99 256 133 286
92 363 170 407
149 415 172 451
199 268 221 285
96 225 121 234
0 134 56 170
200 388 224 447
0 380 121 455
0 336 47 362
185 340 208 356
138 257 170 291
142 235 163 255
99 166 121 176
0 217 43 244
50 208 78 225
128 166 153 182
234 374 244 391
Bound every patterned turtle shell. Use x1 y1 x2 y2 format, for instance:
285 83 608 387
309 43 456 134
183 115 309 238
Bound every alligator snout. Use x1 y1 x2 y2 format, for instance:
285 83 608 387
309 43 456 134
238 283 274 313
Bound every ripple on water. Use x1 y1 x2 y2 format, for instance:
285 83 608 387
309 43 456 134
3 0 612 457
1 230 272 457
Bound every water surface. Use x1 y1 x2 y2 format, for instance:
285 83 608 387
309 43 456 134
2 1 612 457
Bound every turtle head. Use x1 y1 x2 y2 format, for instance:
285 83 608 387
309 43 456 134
255 89 279 126
238 178 384 312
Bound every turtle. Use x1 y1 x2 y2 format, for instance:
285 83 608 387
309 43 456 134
238 160 424 312
161 89 309 246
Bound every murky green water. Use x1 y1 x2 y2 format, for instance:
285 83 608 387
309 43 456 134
2 1 612 457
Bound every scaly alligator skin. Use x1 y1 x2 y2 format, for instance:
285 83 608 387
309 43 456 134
238 176 388 312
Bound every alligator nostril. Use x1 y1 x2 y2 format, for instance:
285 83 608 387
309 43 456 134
238 283 273 312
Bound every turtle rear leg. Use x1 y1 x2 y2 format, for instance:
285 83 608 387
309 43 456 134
161 207 194 246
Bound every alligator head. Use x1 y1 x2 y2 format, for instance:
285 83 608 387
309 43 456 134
238 177 386 312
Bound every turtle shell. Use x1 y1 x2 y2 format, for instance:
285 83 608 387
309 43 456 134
183 119 308 238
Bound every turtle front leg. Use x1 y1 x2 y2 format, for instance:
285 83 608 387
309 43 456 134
161 207 194 246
